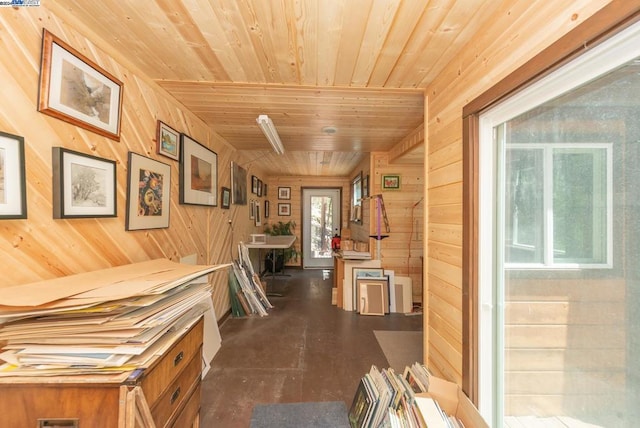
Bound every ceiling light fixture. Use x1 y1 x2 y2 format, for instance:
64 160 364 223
256 114 285 155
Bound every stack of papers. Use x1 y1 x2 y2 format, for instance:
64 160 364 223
0 259 228 377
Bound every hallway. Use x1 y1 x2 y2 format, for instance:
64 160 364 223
200 268 423 427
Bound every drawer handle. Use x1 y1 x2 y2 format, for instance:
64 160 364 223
173 351 184 366
170 387 181 405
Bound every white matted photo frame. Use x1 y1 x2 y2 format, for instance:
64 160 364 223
38 29 123 141
52 147 116 218
0 131 27 219
278 203 291 216
125 152 170 231
230 161 247 205
278 186 291 200
156 120 180 161
179 133 217 206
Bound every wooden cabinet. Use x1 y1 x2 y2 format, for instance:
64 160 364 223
0 317 204 428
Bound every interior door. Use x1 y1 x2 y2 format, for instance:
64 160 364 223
302 188 341 269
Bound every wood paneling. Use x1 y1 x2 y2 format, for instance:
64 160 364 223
0 7 266 323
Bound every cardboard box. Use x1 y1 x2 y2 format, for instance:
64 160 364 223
416 376 489 428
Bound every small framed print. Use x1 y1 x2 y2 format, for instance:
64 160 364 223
250 199 255 219
257 178 263 197
0 131 27 219
278 186 291 200
231 161 247 205
180 133 217 206
278 203 291 216
263 182 268 197
221 187 230 209
52 147 117 218
264 200 270 218
382 174 401 190
252 175 259 194
362 174 369 198
125 152 171 231
38 29 123 140
156 120 180 161
254 202 261 226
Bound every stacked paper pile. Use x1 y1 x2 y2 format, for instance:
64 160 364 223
0 259 227 377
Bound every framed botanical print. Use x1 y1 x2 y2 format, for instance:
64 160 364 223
125 152 170 230
38 29 123 140
0 131 27 219
180 133 217 206
52 147 116 218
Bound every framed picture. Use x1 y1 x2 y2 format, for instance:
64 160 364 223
263 182 268 197
278 186 291 200
362 174 369 198
382 174 401 190
254 202 261 226
231 161 247 205
0 131 27 219
125 152 170 231
278 203 291 216
249 200 255 219
356 278 389 315
221 187 230 209
264 200 270 218
156 120 180 161
257 178 263 197
179 133 217 206
352 267 385 312
251 175 259 194
38 29 123 141
52 147 116 218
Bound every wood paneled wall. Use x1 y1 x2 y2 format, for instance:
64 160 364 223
0 7 266 321
423 0 613 384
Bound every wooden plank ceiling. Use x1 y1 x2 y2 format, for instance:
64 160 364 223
49 0 501 176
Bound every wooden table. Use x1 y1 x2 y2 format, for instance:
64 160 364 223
245 235 296 295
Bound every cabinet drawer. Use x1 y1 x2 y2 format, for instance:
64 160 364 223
171 382 201 428
141 318 203 405
151 348 202 427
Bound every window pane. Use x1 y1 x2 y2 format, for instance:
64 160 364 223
505 148 544 263
310 196 333 258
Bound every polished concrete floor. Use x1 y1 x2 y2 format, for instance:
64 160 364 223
200 268 423 427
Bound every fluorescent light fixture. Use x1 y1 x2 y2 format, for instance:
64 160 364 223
256 114 285 155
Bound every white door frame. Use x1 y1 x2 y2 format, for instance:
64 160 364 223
302 188 341 269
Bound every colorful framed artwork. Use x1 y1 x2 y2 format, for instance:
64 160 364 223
382 174 401 190
278 186 291 200
278 203 291 216
0 131 27 219
38 29 123 140
52 147 116 218
179 133 217 206
231 161 247 205
125 152 170 231
221 187 230 209
156 120 180 161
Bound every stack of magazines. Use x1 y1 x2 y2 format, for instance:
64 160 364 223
348 362 465 428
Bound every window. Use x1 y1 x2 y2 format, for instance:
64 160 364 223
504 142 612 268
472 19 640 428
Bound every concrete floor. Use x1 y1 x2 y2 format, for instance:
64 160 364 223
200 268 423 427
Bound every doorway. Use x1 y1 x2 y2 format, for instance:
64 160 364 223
302 188 341 269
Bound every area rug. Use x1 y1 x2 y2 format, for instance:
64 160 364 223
250 401 350 428
373 330 423 373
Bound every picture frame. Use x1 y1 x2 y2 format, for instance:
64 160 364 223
251 175 258 194
382 174 401 190
156 120 180 161
278 203 291 216
263 182 268 197
38 29 123 141
278 186 291 200
221 187 231 209
249 199 255 220
358 281 386 316
0 131 27 219
52 147 116 218
356 278 389 315
254 202 261 226
257 178 263 197
264 200 270 218
179 133 217 206
362 174 369 198
231 161 247 205
125 152 170 231
352 267 385 313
